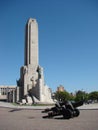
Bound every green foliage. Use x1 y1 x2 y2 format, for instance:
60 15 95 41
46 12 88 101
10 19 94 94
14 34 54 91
88 91 98 101
54 87 98 103
75 90 88 102
55 91 70 102
69 93 75 101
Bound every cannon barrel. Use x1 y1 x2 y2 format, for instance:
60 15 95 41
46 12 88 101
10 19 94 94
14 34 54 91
72 100 84 108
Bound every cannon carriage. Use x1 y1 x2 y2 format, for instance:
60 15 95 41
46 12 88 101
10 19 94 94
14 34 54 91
42 100 83 119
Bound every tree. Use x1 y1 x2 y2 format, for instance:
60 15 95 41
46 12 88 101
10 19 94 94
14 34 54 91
55 91 70 102
88 91 98 101
75 90 88 102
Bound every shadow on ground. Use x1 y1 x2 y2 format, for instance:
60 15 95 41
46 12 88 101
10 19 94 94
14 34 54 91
9 108 22 112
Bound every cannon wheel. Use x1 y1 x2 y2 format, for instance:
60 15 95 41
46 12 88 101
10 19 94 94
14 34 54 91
74 109 80 117
62 109 72 119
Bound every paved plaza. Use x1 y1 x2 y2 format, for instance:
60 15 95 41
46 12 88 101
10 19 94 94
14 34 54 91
0 102 98 130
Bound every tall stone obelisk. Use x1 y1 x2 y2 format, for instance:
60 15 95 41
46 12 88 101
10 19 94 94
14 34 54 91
25 18 38 68
17 18 53 103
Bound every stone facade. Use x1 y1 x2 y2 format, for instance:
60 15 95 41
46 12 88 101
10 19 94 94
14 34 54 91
0 86 16 101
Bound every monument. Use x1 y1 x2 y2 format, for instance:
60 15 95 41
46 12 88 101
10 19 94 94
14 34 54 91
17 18 53 104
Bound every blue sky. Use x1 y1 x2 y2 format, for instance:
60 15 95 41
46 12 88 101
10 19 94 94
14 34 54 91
0 0 98 93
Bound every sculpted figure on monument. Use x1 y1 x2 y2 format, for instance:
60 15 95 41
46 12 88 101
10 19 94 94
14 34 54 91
37 65 43 79
23 66 27 75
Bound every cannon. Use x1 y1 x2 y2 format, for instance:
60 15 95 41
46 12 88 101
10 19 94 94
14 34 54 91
42 100 83 119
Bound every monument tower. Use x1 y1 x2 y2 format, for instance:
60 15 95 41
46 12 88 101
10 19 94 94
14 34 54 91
25 18 38 67
17 18 53 103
